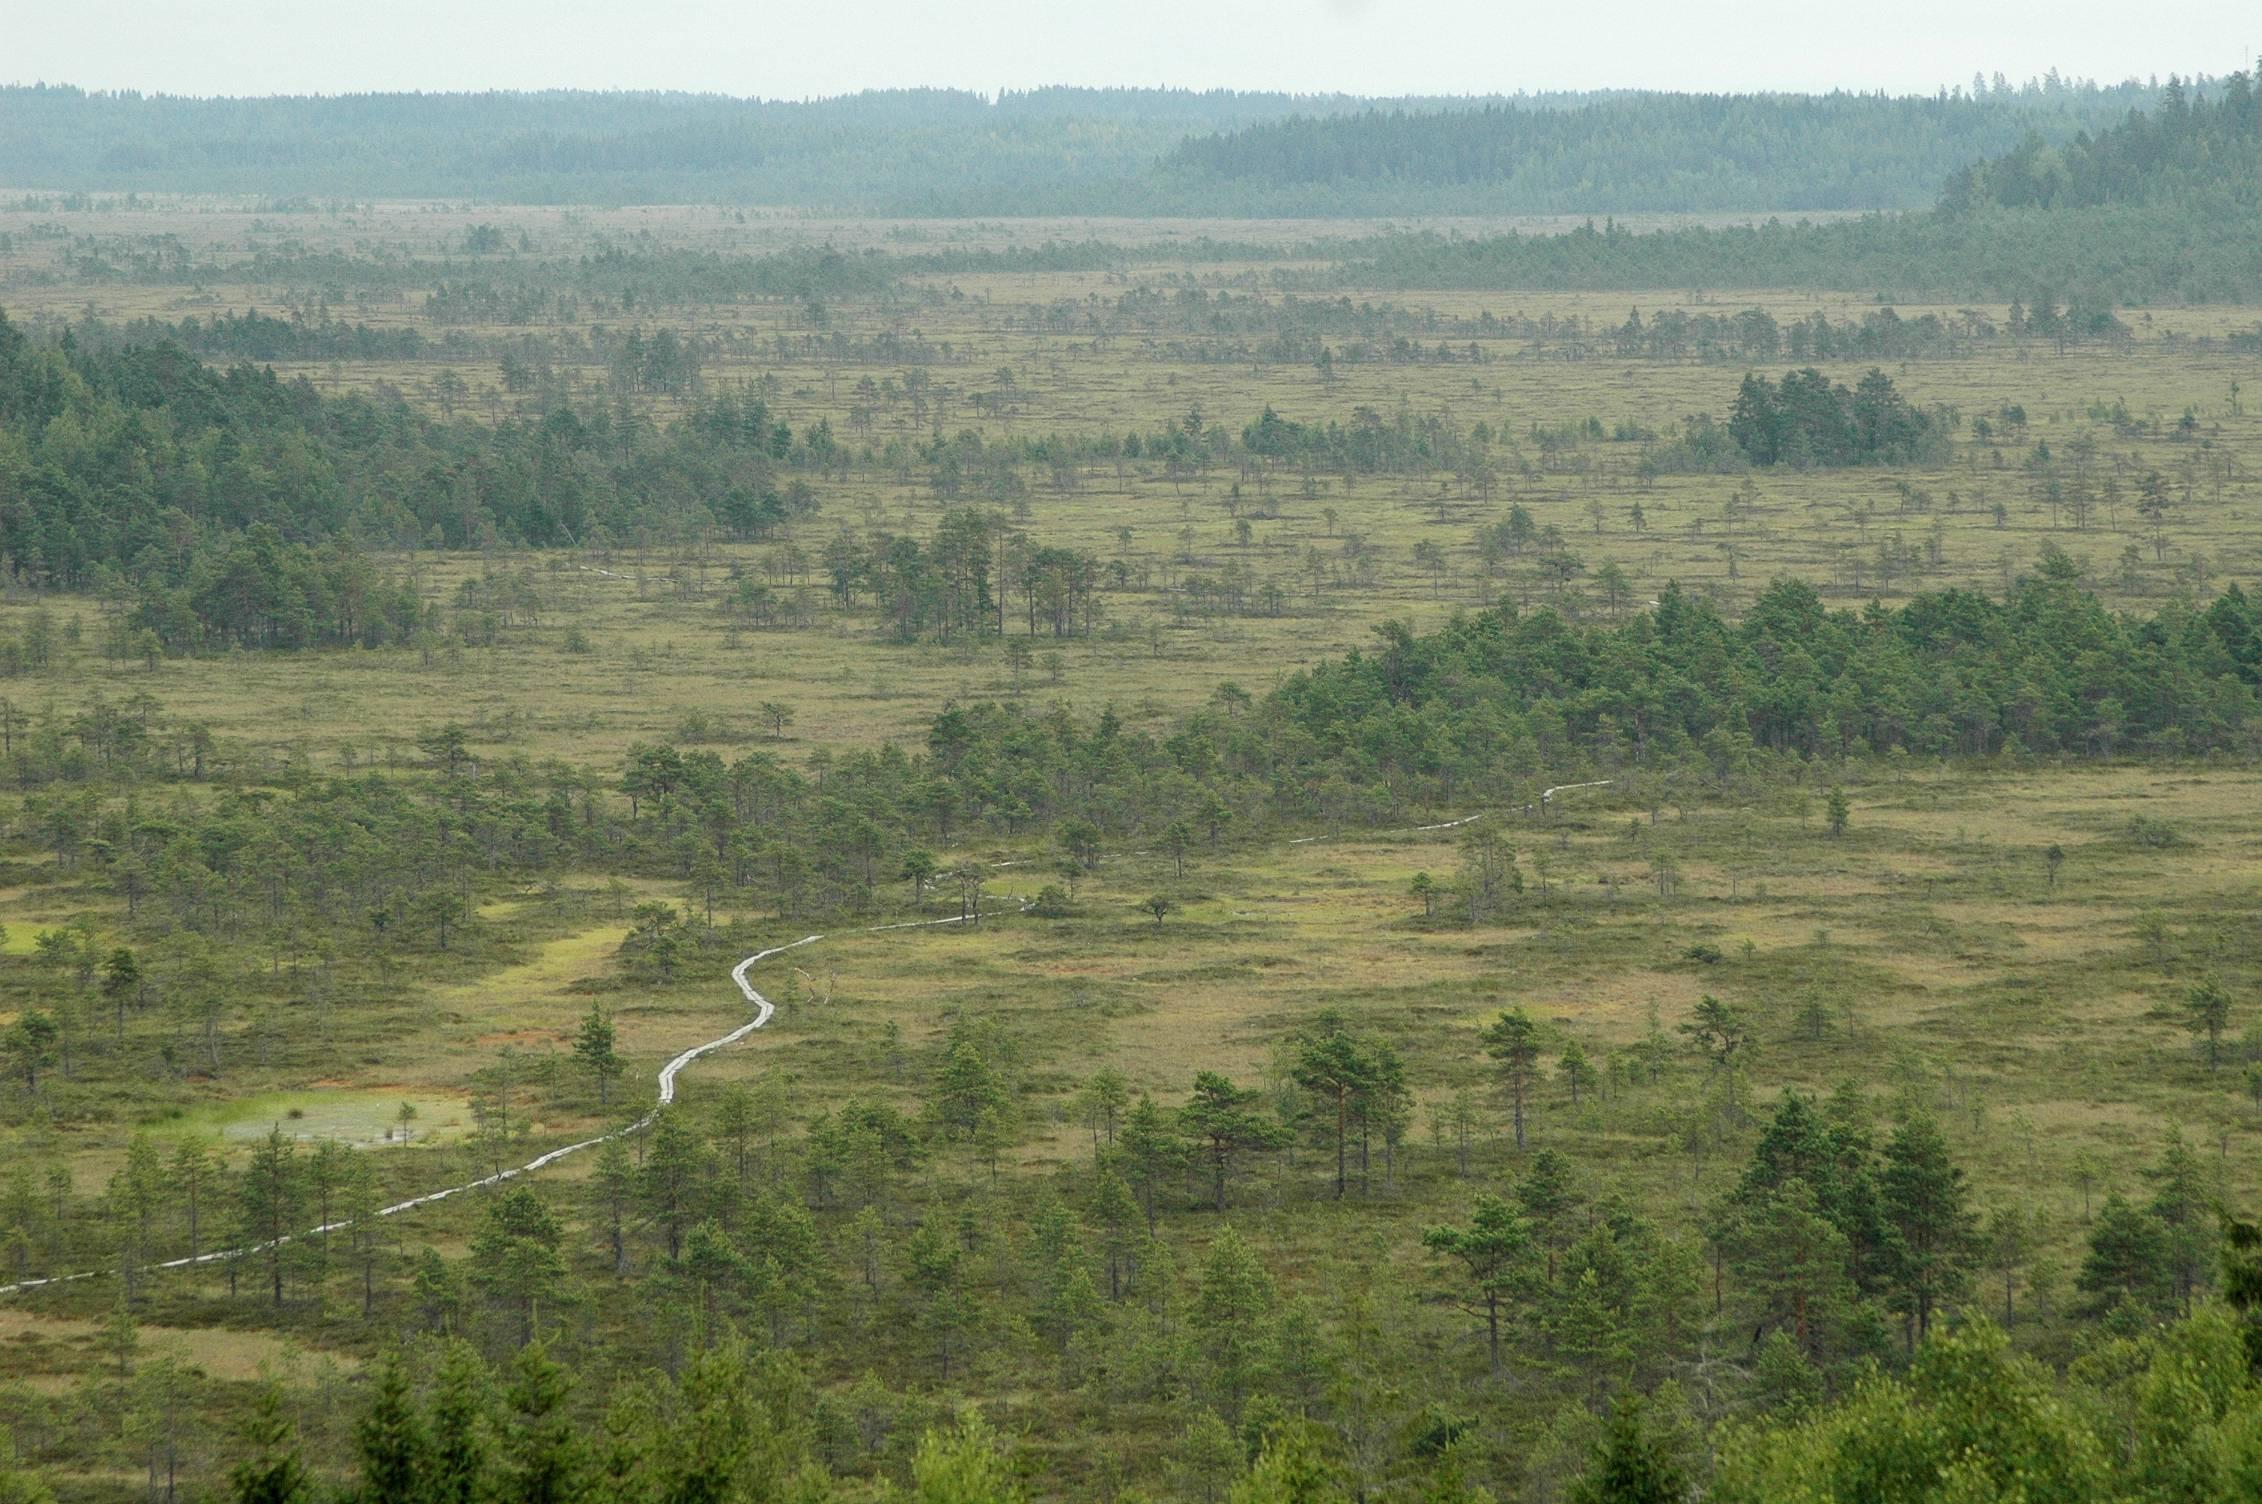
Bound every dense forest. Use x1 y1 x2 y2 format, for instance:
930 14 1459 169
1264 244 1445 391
0 78 2159 215
1326 62 2262 302
1162 84 2157 212
1942 69 2261 211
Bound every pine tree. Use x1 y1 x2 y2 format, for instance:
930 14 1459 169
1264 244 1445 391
1557 1040 1599 1110
573 1006 623 1106
905 1219 971 1379
639 1113 708 1262
592 1139 635 1277
470 1186 567 1346
1091 1169 1142 1299
1878 1113 1979 1347
1180 1072 1285 1212
1117 1094 1184 1231
237 1128 299 1308
2146 1130 2215 1311
932 1032 1009 1140
1482 1009 1542 1151
1424 1194 1537 1371
1292 1017 1375 1199
2183 976 2233 1070
170 1140 215 1276
1517 1149 1580 1284
2076 1192 2170 1316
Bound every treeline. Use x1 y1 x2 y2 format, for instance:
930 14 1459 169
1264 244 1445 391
49 240 904 314
1309 58 2262 303
0 85 1489 213
1943 67 2262 211
1609 300 2122 362
1165 84 2159 212
0 572 2253 966
1326 199 2262 304
76 308 431 363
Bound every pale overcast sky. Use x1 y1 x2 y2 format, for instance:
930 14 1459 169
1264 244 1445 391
7 0 2254 99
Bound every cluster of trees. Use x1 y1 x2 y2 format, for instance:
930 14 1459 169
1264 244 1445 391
1610 301 2122 363
74 309 432 364
2 569 2259 980
1725 369 1942 468
1270 574 2262 803
0 308 843 597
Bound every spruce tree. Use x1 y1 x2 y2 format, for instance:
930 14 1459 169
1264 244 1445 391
354 1353 428 1504
1568 1395 1688 1504
229 1388 310 1504
501 1344 587 1504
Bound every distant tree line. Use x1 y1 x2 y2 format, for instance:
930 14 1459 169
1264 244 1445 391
0 78 2163 216
1942 66 2261 211
1165 83 2160 212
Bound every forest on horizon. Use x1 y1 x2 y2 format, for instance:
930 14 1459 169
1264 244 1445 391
0 75 2173 214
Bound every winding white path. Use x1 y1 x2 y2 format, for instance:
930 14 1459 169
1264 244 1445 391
0 919 973 1300
0 781 1617 1302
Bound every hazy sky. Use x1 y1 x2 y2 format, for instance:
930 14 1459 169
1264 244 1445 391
8 0 2255 99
